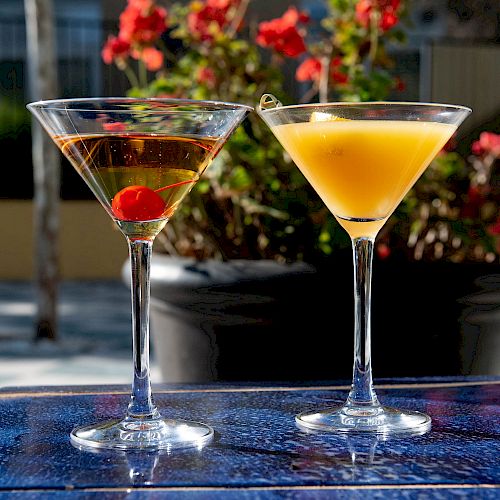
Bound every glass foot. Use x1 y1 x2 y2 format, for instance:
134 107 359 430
70 415 214 451
296 403 431 436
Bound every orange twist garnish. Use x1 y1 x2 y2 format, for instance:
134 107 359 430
155 179 195 193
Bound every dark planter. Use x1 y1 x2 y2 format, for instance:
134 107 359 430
146 255 318 383
458 273 500 375
369 258 500 379
130 254 500 383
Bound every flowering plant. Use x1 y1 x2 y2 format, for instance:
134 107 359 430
379 131 500 263
103 0 500 264
102 0 411 262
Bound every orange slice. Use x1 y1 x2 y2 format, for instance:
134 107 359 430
310 111 349 122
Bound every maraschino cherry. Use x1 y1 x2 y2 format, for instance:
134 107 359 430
111 185 166 221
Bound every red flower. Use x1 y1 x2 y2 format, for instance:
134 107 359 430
296 57 321 82
128 0 154 11
197 66 217 87
256 7 308 58
280 5 310 24
206 0 237 7
295 56 348 84
355 0 372 27
461 185 488 219
140 46 164 71
102 121 127 132
331 70 348 84
472 132 500 157
380 10 398 30
187 0 239 42
119 1 167 45
376 242 391 259
380 0 401 7
394 76 406 92
330 56 342 68
471 141 483 156
330 56 348 84
355 0 400 31
487 218 500 236
259 25 306 57
101 35 130 65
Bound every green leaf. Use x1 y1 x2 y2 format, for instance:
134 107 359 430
228 165 253 190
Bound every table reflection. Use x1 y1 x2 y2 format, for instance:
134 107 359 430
290 423 431 481
71 438 211 486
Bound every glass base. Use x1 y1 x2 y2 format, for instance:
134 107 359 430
296 403 431 436
70 416 214 451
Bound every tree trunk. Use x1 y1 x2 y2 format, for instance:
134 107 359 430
24 0 60 341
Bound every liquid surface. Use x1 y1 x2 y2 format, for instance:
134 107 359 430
272 120 456 238
55 134 218 226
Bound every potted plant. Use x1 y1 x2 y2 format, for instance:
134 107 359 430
378 130 500 377
105 0 500 381
103 0 409 262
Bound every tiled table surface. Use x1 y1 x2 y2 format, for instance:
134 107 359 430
0 377 498 498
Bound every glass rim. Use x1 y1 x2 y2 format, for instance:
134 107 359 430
26 96 254 114
258 100 472 115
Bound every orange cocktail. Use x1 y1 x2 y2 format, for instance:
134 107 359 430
272 119 456 238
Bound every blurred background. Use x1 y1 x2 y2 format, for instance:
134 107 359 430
0 0 499 387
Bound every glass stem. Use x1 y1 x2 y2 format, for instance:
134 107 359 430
347 236 379 407
126 238 159 419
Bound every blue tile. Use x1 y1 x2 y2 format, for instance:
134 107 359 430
0 379 498 495
0 488 498 499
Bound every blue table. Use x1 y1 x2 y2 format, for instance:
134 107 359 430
0 377 498 498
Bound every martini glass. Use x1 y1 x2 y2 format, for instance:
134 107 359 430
27 97 251 450
257 95 471 435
